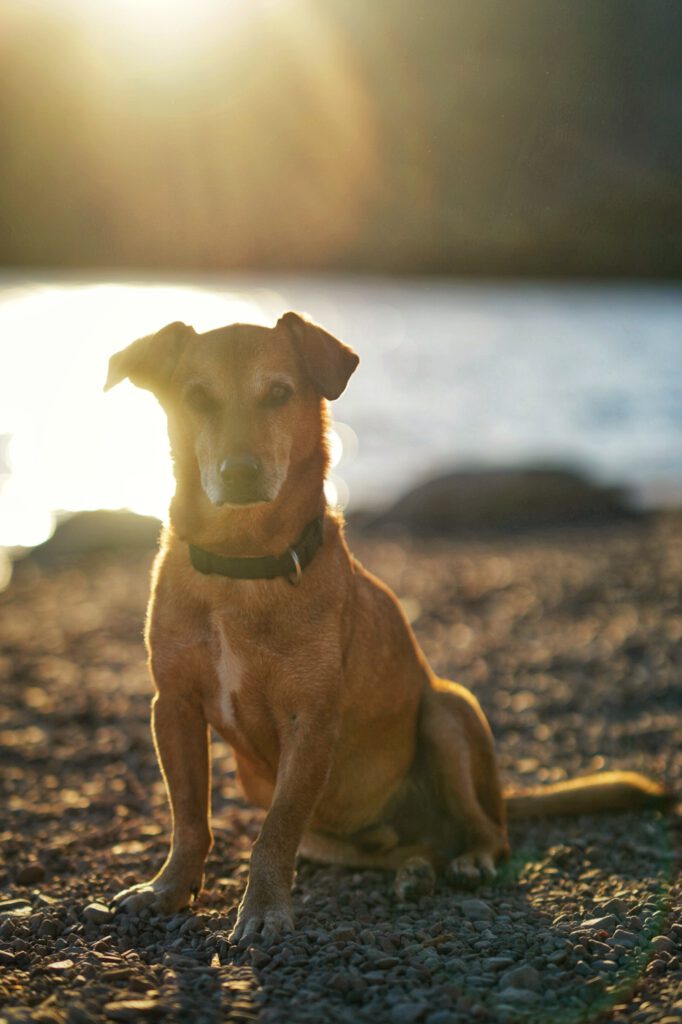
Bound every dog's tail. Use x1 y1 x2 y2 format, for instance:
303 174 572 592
505 770 674 820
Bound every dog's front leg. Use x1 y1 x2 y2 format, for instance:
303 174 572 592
230 713 335 943
111 692 212 915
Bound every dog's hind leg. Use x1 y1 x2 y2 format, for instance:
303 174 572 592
421 681 509 887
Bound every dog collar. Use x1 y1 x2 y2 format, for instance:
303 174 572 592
188 515 324 586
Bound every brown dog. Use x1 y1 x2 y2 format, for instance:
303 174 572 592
105 312 668 942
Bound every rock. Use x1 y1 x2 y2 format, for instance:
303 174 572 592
83 902 113 924
425 1013 459 1024
16 862 46 885
390 1003 428 1024
0 949 16 966
460 899 494 921
29 509 161 562
592 959 618 972
650 935 675 953
331 925 356 942
499 964 542 991
597 898 628 918
482 956 515 971
581 914 617 934
374 956 400 969
104 1001 163 1021
47 959 75 971
610 927 638 948
249 947 271 968
368 466 635 535
0 899 32 918
498 987 540 1005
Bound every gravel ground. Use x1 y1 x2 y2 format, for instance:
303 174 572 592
1 515 681 1024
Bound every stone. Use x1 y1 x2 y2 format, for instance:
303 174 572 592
460 899 494 921
390 1003 428 1024
482 956 515 971
610 928 639 949
598 898 628 918
104 1001 163 1021
0 899 32 918
581 915 617 934
83 902 114 924
592 959 618 972
249 947 271 968
499 964 542 991
16 862 46 885
425 1013 459 1024
650 935 675 953
498 988 540 1005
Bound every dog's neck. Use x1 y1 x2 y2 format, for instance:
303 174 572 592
169 449 328 558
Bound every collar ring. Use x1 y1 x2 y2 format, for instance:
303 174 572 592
287 547 303 587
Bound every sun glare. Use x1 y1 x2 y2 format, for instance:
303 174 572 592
54 0 283 67
0 282 269 550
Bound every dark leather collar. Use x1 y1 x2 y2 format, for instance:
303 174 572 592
188 515 324 585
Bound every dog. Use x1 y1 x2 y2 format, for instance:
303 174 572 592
104 312 669 942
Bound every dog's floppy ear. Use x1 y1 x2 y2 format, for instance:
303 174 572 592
104 321 195 395
278 311 359 400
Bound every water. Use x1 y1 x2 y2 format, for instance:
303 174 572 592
1 272 681 557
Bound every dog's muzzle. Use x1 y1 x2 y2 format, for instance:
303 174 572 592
214 454 265 506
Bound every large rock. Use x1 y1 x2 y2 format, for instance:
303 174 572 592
27 510 162 562
367 466 637 535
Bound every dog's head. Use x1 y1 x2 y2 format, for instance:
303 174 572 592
105 312 358 513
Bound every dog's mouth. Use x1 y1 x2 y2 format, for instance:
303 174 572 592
214 491 270 508
209 480 272 507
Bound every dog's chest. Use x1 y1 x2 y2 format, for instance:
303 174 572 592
211 623 243 732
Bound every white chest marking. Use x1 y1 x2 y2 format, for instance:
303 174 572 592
215 626 243 730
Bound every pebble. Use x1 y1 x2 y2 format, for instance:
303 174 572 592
0 899 32 918
499 964 542 991
482 956 515 971
103 1000 163 1021
581 914 617 933
390 1003 429 1023
610 927 638 948
460 899 494 921
83 902 114 924
425 1013 459 1024
650 935 675 953
597 897 629 918
15 862 46 885
498 987 540 1004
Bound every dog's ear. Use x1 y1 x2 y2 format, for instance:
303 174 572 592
278 311 359 400
104 321 195 395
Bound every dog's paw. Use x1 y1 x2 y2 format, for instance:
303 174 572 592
110 880 195 916
229 898 294 945
445 851 496 889
394 856 436 902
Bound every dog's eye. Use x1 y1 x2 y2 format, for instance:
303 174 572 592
262 383 293 408
184 384 215 414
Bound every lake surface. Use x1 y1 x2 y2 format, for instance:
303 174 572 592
1 272 681 553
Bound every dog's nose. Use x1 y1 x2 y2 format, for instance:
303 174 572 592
219 455 262 488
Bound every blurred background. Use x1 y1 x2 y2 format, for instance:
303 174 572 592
1 0 681 576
